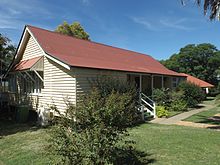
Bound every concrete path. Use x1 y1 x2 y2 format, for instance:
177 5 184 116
150 103 215 125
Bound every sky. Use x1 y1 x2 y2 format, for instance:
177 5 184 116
0 0 220 60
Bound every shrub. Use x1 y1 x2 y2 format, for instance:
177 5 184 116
152 88 188 113
168 91 188 112
209 87 220 97
177 81 205 108
215 94 220 105
48 78 145 164
156 106 169 118
152 88 170 106
169 99 188 112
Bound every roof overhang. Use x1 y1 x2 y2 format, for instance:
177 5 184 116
13 56 43 72
4 25 70 78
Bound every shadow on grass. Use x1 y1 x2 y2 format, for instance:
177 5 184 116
207 125 220 130
0 119 41 137
0 108 42 137
192 105 205 109
205 97 215 101
112 146 156 165
190 114 220 126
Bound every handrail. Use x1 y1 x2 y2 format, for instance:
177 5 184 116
141 98 153 109
141 93 154 106
141 92 154 103
139 92 156 118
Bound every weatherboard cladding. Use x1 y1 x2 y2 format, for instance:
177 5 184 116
14 34 76 112
22 35 44 61
39 56 76 112
27 25 183 77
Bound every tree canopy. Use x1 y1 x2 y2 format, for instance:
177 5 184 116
55 21 90 40
182 0 220 20
160 43 220 85
0 34 16 76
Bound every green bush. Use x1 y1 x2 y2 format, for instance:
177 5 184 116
156 106 169 118
152 88 170 106
169 99 188 112
177 81 206 107
209 87 220 97
215 94 220 105
48 78 146 164
152 88 188 113
168 91 188 112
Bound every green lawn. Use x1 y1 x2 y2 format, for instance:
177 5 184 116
0 121 53 165
203 97 216 105
129 123 220 165
1 121 220 165
168 111 182 117
184 106 220 125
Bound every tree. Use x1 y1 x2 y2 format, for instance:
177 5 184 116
161 43 220 85
182 0 220 20
0 34 16 76
55 21 90 40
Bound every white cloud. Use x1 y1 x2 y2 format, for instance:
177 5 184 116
160 18 194 31
131 15 194 31
0 0 52 30
130 16 157 31
0 0 50 14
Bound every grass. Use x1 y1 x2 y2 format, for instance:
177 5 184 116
0 120 54 165
1 120 220 165
168 111 182 117
184 106 220 125
203 97 216 105
129 123 220 165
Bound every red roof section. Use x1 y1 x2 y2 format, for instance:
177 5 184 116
27 25 182 76
179 73 214 88
14 56 42 71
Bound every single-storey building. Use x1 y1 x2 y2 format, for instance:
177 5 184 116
6 25 185 120
179 73 214 94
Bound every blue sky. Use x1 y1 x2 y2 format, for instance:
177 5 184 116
0 0 220 60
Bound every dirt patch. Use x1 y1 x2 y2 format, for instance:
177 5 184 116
176 121 220 131
207 113 220 122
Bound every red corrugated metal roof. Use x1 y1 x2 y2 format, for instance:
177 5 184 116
14 56 42 71
27 25 183 76
179 73 214 88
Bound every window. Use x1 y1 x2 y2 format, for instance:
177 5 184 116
19 71 43 94
172 77 178 88
1 81 8 92
8 74 17 92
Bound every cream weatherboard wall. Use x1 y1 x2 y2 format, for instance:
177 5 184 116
17 32 128 113
16 33 76 114
22 35 44 61
39 60 126 112
75 67 128 102
39 57 76 113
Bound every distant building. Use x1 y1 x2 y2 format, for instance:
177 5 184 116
179 73 214 94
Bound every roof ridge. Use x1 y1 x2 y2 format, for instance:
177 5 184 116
26 25 152 58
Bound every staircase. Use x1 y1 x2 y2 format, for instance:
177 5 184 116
139 92 156 120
